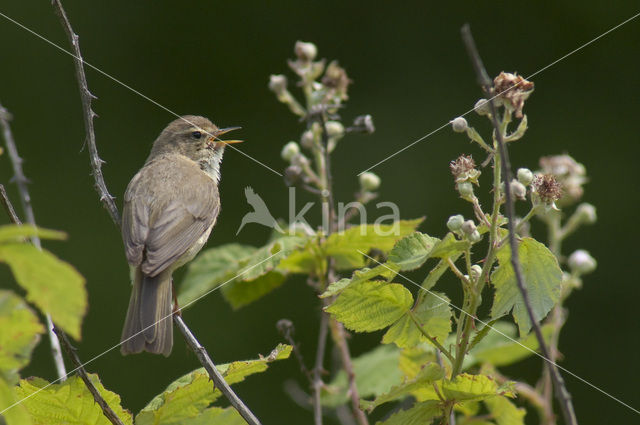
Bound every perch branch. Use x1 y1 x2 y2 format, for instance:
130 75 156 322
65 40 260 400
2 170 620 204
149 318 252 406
51 0 120 227
461 24 578 425
0 102 67 381
174 316 262 425
53 326 125 425
52 1 262 423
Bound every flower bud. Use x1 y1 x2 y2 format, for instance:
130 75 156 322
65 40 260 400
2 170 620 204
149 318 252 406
474 99 490 116
470 265 483 281
281 141 300 162
457 181 474 200
359 172 381 191
574 203 597 225
468 230 482 243
294 41 318 61
461 220 477 235
510 180 527 200
284 165 302 186
447 214 465 232
325 121 344 138
268 74 288 95
517 168 534 186
301 130 315 149
568 250 597 275
451 117 468 133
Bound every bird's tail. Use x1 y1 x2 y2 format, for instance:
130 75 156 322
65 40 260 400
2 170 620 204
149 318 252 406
120 269 173 356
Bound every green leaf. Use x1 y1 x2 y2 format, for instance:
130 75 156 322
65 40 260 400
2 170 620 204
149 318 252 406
437 374 504 402
277 238 319 274
0 290 44 383
428 233 469 259
377 400 441 425
467 317 504 354
323 345 403 407
361 363 444 412
320 264 398 299
485 396 525 425
398 346 437 380
383 292 451 349
0 243 86 339
221 271 286 309
469 322 554 367
16 375 133 425
136 344 291 425
0 376 32 425
240 236 306 281
0 224 67 243
180 406 244 425
178 244 257 307
491 238 562 335
388 232 439 271
325 219 423 269
325 281 413 332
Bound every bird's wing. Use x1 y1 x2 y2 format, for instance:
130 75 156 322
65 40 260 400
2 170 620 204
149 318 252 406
122 155 219 277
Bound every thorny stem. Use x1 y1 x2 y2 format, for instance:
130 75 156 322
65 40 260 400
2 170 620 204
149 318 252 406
0 103 68 381
54 327 125 425
408 312 454 363
461 24 577 425
52 1 261 422
313 307 330 425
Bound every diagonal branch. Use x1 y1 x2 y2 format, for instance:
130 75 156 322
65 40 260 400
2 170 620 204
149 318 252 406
51 2 261 424
51 0 120 227
0 102 68 381
460 24 578 425
53 326 125 425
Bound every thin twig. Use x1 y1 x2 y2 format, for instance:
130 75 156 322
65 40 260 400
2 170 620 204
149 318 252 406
313 304 330 425
0 185 20 224
51 2 261 423
174 316 262 425
277 319 312 382
51 0 120 227
0 102 68 381
460 24 578 425
53 326 125 425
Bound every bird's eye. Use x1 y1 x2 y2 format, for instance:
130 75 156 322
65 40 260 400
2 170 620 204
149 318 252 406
191 131 202 139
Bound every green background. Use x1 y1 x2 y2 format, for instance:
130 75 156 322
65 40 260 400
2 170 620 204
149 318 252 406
1 1 639 424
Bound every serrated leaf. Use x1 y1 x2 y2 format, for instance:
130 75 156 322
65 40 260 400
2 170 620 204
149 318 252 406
0 290 44 383
429 233 469 259
320 264 398 299
324 219 423 269
490 238 562 335
323 345 402 407
0 376 32 425
0 224 66 243
178 244 257 307
383 292 451 349
326 281 413 332
388 232 439 271
240 236 306 281
0 243 86 339
469 322 554 367
398 347 437 380
137 344 291 425
485 396 525 425
360 362 444 412
181 406 244 425
221 271 286 309
16 375 133 425
438 374 503 402
377 400 441 425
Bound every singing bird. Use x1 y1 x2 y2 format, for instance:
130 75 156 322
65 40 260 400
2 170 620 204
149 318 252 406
120 116 241 356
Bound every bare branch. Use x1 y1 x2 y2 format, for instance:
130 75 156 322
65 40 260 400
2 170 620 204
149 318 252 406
174 316 262 425
51 3 262 423
460 23 578 425
313 307 330 425
51 0 120 226
54 327 125 425
0 102 68 381
0 184 20 224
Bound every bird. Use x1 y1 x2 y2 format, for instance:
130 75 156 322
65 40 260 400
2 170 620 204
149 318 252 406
236 186 284 235
120 115 241 356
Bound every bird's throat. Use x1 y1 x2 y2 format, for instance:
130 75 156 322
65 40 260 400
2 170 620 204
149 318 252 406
199 148 224 183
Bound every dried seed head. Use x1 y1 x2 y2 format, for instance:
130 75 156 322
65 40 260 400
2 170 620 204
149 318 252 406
532 174 562 204
539 154 587 206
493 72 534 118
450 154 481 184
322 60 351 101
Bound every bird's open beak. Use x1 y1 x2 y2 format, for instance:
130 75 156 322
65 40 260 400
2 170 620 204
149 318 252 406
215 126 243 144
